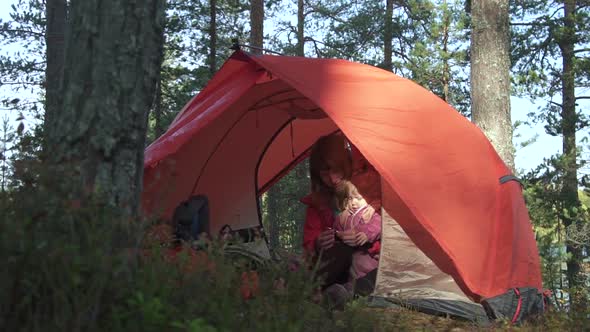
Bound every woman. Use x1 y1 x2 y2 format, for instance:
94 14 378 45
301 134 381 294
302 134 352 256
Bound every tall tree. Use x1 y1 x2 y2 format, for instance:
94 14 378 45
405 0 470 115
0 0 46 118
145 0 250 143
310 0 436 69
0 116 15 193
440 0 451 102
152 69 165 140
511 0 590 307
150 11 167 141
248 0 279 249
293 2 310 249
43 0 67 145
557 0 585 307
470 0 514 172
46 0 166 216
146 1 206 143
266 0 346 57
304 0 471 118
0 1 51 197
265 188 280 249
383 0 394 70
296 0 304 56
250 0 264 54
261 1 310 250
209 0 217 76
311 0 386 61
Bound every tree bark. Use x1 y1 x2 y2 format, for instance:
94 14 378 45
153 78 165 140
47 0 166 217
442 0 450 102
209 0 217 77
294 159 309 247
383 0 393 70
153 23 166 140
267 187 280 249
249 0 264 54
44 0 67 148
0 117 11 193
558 0 584 308
296 0 304 56
470 0 515 172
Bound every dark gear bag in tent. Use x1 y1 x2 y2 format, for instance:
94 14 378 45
172 195 210 242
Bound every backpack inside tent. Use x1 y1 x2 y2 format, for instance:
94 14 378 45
142 50 546 324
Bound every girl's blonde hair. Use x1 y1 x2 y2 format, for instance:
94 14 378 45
333 180 358 212
334 180 375 222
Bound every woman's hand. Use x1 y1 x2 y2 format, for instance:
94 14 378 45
316 229 335 250
337 230 368 247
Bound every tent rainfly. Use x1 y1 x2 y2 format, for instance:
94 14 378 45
142 50 545 324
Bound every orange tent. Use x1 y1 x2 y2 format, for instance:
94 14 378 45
142 50 543 321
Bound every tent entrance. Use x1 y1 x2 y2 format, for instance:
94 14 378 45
375 208 489 322
257 128 490 322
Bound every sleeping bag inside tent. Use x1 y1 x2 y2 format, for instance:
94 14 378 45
142 50 545 323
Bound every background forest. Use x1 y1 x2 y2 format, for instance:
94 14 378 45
0 0 589 330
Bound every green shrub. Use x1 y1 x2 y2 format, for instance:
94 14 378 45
1 189 587 332
0 191 385 332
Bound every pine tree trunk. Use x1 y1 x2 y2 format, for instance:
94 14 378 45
153 24 166 140
44 0 67 148
442 0 450 102
209 0 217 77
153 79 164 140
294 160 309 248
296 0 304 56
47 0 166 217
267 186 280 249
558 0 583 309
0 118 10 193
249 0 264 54
470 0 514 172
383 0 393 70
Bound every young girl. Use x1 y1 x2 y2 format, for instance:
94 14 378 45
333 180 381 281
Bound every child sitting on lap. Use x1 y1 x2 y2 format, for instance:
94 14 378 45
333 180 381 282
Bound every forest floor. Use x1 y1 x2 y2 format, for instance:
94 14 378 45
334 304 574 331
356 307 476 331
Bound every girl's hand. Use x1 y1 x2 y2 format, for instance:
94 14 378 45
355 232 368 246
338 230 358 246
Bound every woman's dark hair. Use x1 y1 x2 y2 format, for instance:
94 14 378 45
309 134 353 194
